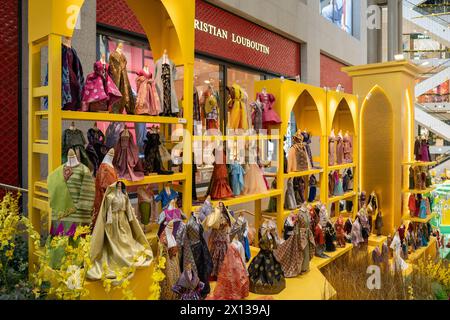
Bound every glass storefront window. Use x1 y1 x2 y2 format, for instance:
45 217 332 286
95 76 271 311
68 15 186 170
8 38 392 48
320 0 353 36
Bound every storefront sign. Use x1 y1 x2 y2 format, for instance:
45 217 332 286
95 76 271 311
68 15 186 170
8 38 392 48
195 19 270 55
195 0 300 77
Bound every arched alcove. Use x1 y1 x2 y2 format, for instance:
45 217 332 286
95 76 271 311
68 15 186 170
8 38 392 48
360 85 394 234
331 98 355 137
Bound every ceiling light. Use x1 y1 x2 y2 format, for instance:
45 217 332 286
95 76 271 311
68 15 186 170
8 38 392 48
421 61 430 66
394 54 405 61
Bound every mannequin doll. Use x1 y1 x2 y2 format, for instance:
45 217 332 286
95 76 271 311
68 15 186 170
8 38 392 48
60 37 84 111
135 64 161 115
155 182 179 209
343 131 353 163
62 123 93 170
283 211 298 241
288 130 311 172
250 96 264 132
184 210 213 298
203 202 235 280
324 221 337 252
87 181 153 281
137 185 158 233
207 232 249 300
390 231 409 272
92 148 118 229
256 87 281 130
155 49 179 117
329 129 336 166
48 149 95 237
159 220 181 300
274 205 315 277
334 215 346 248
248 219 286 295
113 128 144 182
284 178 298 210
336 130 344 165
230 212 251 262
109 42 135 114
172 263 205 301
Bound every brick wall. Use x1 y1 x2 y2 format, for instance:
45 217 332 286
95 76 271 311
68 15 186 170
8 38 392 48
320 53 353 93
0 0 19 188
97 0 145 35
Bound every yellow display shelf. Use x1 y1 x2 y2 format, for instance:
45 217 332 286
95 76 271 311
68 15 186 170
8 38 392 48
328 163 356 171
83 264 155 300
208 246 336 300
402 161 437 167
407 237 437 264
61 110 187 125
193 135 281 141
368 234 387 249
402 186 436 194
311 244 353 269
120 172 186 187
284 168 323 179
328 191 357 203
401 213 436 223
210 189 282 207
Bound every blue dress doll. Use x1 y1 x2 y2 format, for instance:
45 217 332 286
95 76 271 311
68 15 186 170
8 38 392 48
230 162 245 196
419 199 427 219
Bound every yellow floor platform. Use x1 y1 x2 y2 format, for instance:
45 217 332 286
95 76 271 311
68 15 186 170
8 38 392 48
407 237 437 263
368 234 387 250
83 264 155 300
209 246 336 300
311 244 353 269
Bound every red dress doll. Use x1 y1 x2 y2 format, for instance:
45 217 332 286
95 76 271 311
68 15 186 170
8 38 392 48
209 150 233 200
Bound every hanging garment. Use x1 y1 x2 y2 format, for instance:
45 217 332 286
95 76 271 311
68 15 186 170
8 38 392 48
243 164 268 195
85 128 107 176
284 178 298 210
207 240 250 300
230 215 251 262
105 122 125 149
328 172 335 196
155 188 179 210
257 92 281 128
92 163 118 229
143 132 173 175
414 138 421 161
209 151 233 200
343 135 353 163
134 122 147 156
334 216 346 248
172 269 204 301
48 163 95 236
81 61 122 112
135 69 161 115
314 223 326 257
301 131 314 168
137 185 158 225
293 177 306 205
336 135 344 165
248 222 286 295
198 199 213 222
308 175 317 203
324 222 336 252
267 179 278 212
229 162 245 196
61 44 84 110
204 91 220 130
419 138 431 162
228 84 249 130
109 50 135 114
251 99 264 132
155 58 179 116
328 135 336 166
87 184 152 280
62 128 93 170
273 208 315 277
358 211 371 241
391 233 408 271
184 215 213 298
113 131 144 182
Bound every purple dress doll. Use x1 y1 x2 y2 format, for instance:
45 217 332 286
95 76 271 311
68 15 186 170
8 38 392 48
81 60 122 112
172 268 204 300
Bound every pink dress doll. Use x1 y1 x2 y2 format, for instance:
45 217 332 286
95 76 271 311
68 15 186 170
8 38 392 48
82 60 122 112
257 91 281 129
135 67 161 115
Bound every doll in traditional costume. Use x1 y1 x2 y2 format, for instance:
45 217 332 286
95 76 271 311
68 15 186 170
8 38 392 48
203 202 235 280
230 212 251 262
172 263 204 301
248 219 286 295
334 215 346 248
274 205 315 277
390 231 409 272
87 182 153 281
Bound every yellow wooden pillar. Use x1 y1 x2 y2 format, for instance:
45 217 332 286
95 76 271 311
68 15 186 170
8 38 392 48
343 61 420 235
